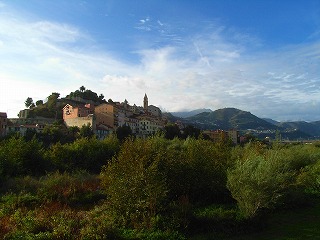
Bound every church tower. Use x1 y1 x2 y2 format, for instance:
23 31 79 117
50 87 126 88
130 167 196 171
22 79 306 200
143 93 148 112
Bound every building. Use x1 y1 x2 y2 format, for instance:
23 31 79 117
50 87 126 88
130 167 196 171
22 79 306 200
203 129 228 142
144 93 148 112
137 114 164 137
61 94 165 138
19 109 31 118
203 129 239 144
0 112 7 137
94 103 117 128
63 103 96 131
148 105 162 117
227 129 239 145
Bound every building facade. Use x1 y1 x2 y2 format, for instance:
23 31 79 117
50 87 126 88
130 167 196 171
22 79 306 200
0 112 7 137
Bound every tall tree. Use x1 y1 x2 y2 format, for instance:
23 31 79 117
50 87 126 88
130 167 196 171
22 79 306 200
36 100 43 107
98 94 105 101
80 86 86 92
25 97 34 108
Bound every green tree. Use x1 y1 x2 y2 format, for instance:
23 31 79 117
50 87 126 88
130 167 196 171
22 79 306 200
24 97 34 108
116 125 133 142
182 125 201 139
35 100 43 106
100 138 168 229
98 94 104 101
164 124 181 139
79 124 94 138
80 86 86 92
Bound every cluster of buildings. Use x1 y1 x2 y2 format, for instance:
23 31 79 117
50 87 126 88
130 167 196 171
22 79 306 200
0 94 167 139
203 129 239 145
62 94 166 138
0 94 240 144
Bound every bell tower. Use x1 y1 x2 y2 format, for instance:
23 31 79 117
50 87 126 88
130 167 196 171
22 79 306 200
144 93 148 112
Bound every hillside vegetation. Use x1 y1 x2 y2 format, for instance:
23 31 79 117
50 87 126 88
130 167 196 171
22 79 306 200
1 133 320 239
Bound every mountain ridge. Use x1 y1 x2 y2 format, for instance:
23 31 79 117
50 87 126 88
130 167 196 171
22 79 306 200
168 107 318 140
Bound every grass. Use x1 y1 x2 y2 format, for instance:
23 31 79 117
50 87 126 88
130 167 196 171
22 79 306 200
190 198 320 240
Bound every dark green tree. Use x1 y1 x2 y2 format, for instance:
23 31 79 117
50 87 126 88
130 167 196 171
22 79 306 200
98 94 104 101
182 125 201 139
79 124 94 138
35 100 44 106
164 124 181 139
80 86 86 92
116 125 133 142
25 97 34 108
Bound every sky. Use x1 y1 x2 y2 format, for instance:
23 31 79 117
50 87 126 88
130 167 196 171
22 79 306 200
0 0 319 121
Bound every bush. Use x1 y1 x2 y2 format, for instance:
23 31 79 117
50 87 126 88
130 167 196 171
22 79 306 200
0 137 49 182
101 137 168 229
45 135 120 173
38 171 103 205
227 145 318 218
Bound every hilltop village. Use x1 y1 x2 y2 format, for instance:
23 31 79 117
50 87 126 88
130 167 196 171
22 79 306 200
0 90 239 144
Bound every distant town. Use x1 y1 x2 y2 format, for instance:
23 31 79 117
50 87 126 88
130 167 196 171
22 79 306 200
0 88 240 144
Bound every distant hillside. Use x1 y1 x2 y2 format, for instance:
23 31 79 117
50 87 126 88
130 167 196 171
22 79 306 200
185 108 277 131
162 112 183 123
277 121 320 138
171 109 213 118
263 118 280 126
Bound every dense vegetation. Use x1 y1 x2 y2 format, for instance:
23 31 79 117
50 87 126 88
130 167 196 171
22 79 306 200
1 133 320 239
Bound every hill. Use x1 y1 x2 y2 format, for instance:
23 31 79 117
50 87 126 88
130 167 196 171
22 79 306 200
185 108 277 131
171 108 213 118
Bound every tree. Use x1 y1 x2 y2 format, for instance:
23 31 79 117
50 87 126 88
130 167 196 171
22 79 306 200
79 124 94 138
36 100 43 106
182 125 201 139
47 92 60 110
98 94 105 101
80 86 86 92
25 97 34 108
164 124 181 140
116 125 133 142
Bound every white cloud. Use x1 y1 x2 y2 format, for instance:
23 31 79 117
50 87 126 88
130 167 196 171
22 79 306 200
0 6 319 121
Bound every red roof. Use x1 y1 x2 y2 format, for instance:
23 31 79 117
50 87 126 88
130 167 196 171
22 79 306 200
0 112 7 118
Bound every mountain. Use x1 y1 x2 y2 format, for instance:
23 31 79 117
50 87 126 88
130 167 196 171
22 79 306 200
171 108 213 118
185 108 277 131
162 112 182 123
263 118 280 126
277 121 320 138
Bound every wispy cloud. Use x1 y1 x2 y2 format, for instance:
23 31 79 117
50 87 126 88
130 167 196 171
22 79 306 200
0 6 319 121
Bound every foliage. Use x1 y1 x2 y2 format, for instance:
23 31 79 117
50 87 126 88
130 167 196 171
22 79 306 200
78 124 94 138
24 97 34 109
46 135 120 173
67 86 106 104
164 124 181 139
116 125 133 142
227 143 318 218
101 137 168 229
2 133 320 238
0 137 49 182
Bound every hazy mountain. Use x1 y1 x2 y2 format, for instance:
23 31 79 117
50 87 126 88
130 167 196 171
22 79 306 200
162 112 182 123
167 108 318 140
263 118 280 126
185 108 277 131
277 121 320 138
171 108 213 118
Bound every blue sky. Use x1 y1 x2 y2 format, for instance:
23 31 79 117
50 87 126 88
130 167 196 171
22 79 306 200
0 0 319 121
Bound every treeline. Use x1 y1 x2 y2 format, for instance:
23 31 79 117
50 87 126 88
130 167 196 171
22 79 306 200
1 135 320 239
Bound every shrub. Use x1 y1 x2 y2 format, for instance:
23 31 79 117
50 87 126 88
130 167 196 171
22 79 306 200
45 135 120 173
0 137 49 181
38 171 103 205
227 145 317 218
101 137 168 229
